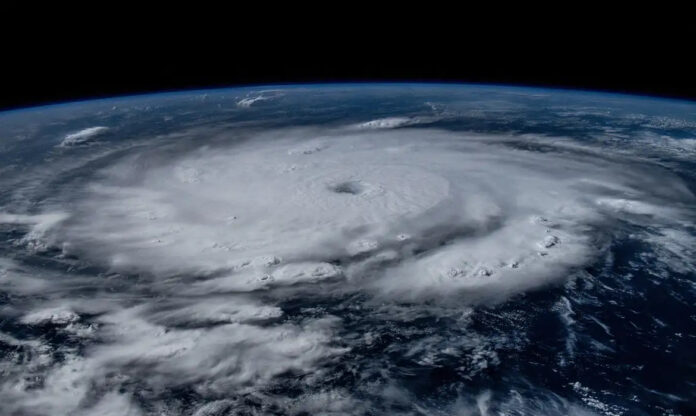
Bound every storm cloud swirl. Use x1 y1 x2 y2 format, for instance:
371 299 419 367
1 88 695 415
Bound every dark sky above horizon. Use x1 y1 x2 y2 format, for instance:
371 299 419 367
3 21 694 111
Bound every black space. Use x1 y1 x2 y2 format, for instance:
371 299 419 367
2 20 695 111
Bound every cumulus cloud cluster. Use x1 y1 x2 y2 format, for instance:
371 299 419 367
1 119 695 414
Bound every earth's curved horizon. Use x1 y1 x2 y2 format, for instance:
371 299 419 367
5 82 696 115
0 84 694 415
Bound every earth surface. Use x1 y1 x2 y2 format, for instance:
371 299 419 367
0 84 695 415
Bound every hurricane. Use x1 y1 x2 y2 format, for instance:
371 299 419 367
1 84 694 415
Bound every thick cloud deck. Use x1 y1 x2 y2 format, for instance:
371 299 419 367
48 128 693 300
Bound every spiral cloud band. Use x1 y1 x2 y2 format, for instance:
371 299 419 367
46 127 693 301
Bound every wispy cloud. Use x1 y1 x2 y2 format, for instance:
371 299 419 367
59 126 109 147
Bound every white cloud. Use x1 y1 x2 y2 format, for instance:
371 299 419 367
0 212 69 251
354 117 414 129
77 392 143 416
21 307 80 325
59 126 109 147
351 114 446 129
0 306 345 415
236 91 283 108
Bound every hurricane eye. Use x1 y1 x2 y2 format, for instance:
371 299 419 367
330 181 364 195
